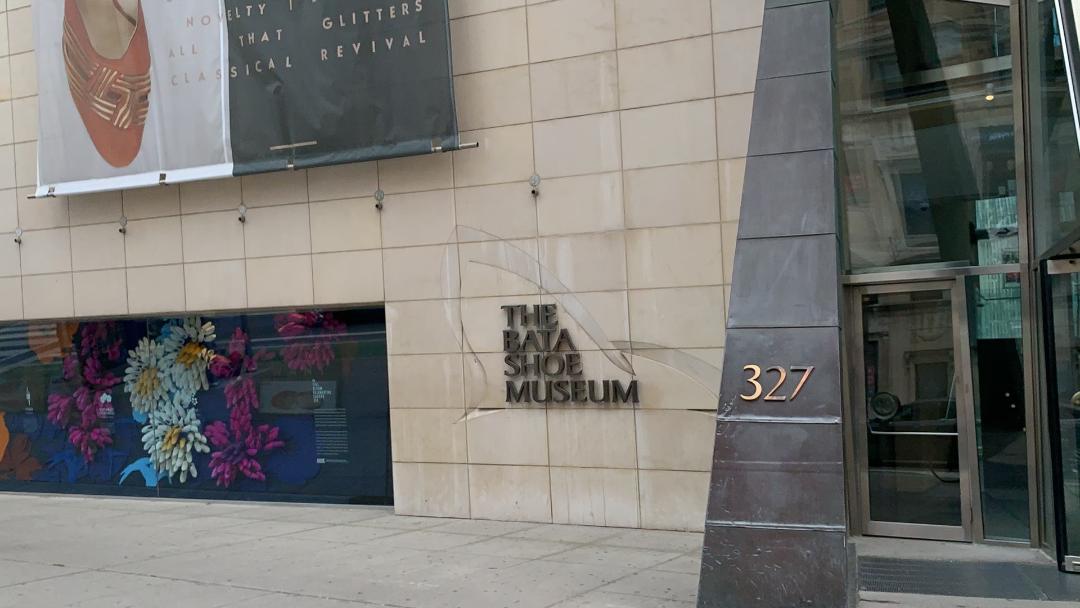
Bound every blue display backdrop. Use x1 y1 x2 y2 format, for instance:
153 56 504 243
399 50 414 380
0 308 391 505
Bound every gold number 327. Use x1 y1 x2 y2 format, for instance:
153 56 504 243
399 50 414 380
739 365 814 402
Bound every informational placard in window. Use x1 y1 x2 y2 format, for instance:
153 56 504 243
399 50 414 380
259 379 348 463
313 408 349 465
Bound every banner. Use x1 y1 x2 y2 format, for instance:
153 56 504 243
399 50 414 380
34 0 458 196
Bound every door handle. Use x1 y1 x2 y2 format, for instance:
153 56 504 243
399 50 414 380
868 429 960 437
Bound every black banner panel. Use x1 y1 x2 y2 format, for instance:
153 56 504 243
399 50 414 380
226 0 458 174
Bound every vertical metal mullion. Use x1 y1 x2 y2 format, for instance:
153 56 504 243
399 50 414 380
851 288 873 536
1014 0 1046 550
1033 268 1056 553
1015 0 1034 270
1022 266 1047 548
842 287 863 535
954 278 982 541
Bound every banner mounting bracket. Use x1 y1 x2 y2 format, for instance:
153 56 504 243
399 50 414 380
27 186 57 200
431 141 479 154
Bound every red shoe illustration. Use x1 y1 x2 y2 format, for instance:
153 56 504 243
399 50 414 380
62 0 151 168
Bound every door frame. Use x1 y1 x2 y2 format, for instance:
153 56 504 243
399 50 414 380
1041 258 1080 572
838 0 1042 548
850 280 982 542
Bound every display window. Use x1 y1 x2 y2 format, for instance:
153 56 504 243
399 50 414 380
0 308 391 504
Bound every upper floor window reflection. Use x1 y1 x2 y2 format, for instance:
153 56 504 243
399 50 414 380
838 0 1018 271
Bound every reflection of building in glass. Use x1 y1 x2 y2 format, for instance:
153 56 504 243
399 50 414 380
838 0 1018 270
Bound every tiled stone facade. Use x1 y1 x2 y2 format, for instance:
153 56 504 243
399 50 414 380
0 0 764 531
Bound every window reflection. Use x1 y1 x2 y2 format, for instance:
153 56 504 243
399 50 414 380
838 0 1018 271
967 274 1030 541
862 289 962 527
1029 0 1080 258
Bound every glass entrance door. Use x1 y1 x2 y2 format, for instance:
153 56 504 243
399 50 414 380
854 282 976 541
1045 260 1080 572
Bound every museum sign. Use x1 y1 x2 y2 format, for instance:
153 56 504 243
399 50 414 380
501 304 639 405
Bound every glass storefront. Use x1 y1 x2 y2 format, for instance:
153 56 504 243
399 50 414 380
0 308 391 504
837 0 1080 570
838 0 1034 547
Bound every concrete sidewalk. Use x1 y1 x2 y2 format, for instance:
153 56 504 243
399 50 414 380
1 493 1077 607
0 493 701 608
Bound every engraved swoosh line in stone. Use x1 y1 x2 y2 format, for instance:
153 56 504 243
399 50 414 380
452 225 635 376
433 232 490 419
466 258 636 376
609 340 721 399
443 226 635 419
438 227 717 414
431 227 488 420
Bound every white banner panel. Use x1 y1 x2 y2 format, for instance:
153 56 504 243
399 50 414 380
35 0 232 196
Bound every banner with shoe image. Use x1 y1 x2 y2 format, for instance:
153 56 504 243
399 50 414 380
34 0 458 196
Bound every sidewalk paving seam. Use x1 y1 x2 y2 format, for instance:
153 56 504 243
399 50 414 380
0 565 90 592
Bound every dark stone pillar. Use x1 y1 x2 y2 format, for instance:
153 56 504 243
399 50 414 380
698 1 854 606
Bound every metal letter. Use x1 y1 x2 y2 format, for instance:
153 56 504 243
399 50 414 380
739 365 763 401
